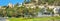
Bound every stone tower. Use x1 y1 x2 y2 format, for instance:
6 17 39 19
8 3 13 8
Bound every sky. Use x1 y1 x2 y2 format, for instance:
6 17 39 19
0 0 24 6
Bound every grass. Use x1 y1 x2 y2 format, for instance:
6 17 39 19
8 17 60 21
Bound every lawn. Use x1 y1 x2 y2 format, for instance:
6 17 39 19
8 17 60 21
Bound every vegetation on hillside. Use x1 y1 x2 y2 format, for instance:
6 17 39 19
0 0 60 18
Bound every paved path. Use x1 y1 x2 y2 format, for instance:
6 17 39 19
0 17 6 21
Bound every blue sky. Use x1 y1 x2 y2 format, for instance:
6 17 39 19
0 0 24 6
